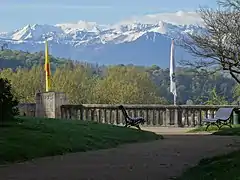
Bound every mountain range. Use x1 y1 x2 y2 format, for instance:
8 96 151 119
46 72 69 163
0 11 203 67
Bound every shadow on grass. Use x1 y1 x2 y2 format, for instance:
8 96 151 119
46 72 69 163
213 127 240 136
177 150 240 180
1 117 240 180
169 129 240 180
0 117 162 165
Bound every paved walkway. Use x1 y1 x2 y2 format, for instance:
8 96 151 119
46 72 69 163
1 134 240 180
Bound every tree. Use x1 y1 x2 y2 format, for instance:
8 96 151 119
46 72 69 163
180 0 240 83
0 53 237 105
0 67 42 103
0 78 19 124
199 87 229 105
52 65 96 104
0 49 66 70
92 66 167 104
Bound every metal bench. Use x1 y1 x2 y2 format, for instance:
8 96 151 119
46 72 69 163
202 108 234 131
118 105 145 130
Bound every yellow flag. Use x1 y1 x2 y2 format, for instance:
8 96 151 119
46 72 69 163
44 40 51 92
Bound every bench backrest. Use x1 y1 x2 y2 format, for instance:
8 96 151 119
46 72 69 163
215 108 234 120
118 105 130 123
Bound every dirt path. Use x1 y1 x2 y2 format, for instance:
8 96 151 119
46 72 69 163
1 135 240 180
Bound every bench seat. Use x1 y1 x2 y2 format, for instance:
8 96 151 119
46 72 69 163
203 108 234 131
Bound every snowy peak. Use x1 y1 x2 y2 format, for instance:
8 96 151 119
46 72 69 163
11 24 63 41
0 10 206 49
0 11 204 67
56 20 109 34
0 11 203 43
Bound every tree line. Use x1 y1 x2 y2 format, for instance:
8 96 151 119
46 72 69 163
0 60 237 105
0 64 166 104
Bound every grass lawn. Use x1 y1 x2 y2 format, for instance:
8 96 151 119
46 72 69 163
179 125 240 179
177 150 240 180
188 125 240 133
0 117 162 164
213 127 240 136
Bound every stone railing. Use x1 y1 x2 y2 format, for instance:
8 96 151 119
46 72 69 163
60 104 239 127
18 103 36 117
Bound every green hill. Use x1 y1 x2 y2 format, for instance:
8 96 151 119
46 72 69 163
0 50 66 70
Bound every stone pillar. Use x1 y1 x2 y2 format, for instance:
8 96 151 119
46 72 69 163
35 92 68 118
174 109 179 127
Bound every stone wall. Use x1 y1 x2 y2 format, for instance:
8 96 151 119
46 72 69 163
18 103 36 117
61 104 239 127
18 91 68 119
35 92 68 118
18 95 239 127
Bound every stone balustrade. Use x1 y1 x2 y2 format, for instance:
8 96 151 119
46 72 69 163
16 92 240 127
60 104 239 127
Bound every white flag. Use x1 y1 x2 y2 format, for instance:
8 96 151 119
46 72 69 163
170 39 177 96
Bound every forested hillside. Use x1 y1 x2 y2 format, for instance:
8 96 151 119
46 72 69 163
0 50 66 70
0 50 237 104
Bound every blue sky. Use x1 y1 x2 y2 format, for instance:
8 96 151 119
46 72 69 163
0 0 217 31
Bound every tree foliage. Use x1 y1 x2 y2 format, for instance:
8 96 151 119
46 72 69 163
52 64 97 104
180 0 240 83
0 78 19 124
200 87 229 105
0 49 237 105
0 64 236 105
93 66 165 104
0 50 66 70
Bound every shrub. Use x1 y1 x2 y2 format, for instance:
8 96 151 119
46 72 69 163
0 78 19 124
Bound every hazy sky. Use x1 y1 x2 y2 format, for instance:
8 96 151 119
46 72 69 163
0 0 217 31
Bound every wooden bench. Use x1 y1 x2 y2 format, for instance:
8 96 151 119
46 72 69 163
202 108 234 131
118 105 145 130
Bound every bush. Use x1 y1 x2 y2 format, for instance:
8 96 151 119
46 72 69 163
0 78 19 124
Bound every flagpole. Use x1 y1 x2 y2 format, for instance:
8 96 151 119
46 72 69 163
44 38 51 92
170 38 177 105
174 94 177 105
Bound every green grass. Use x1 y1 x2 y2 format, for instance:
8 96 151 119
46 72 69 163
213 127 240 136
177 150 240 180
188 125 240 133
181 125 240 179
0 117 161 164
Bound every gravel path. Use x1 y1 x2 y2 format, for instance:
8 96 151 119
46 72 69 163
1 134 240 180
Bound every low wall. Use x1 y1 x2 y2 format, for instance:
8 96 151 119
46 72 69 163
18 103 239 127
18 103 36 117
18 92 67 119
60 104 240 127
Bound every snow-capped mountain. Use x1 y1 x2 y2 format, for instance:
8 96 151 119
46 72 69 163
0 11 203 67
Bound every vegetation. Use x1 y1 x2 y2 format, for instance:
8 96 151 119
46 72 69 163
0 50 237 104
188 125 240 133
181 0 240 83
0 117 161 164
0 78 19 124
213 126 240 136
183 124 240 180
0 50 66 70
200 88 229 105
188 126 222 132
177 150 240 180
